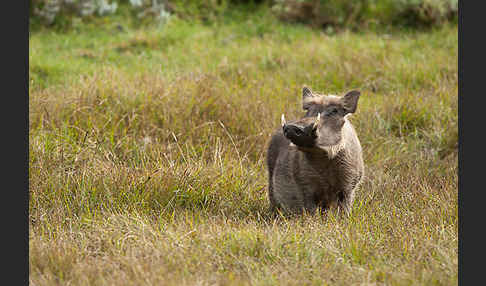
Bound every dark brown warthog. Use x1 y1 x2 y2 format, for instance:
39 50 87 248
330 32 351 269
266 86 364 215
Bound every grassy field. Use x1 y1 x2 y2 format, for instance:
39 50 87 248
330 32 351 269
29 8 458 285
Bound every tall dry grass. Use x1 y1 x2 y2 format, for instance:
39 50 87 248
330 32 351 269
29 15 457 285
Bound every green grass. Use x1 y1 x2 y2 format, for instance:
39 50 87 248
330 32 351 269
29 9 458 286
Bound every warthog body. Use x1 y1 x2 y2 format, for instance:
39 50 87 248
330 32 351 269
266 87 364 214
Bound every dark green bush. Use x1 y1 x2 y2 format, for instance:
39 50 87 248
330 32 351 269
390 0 458 27
271 0 458 30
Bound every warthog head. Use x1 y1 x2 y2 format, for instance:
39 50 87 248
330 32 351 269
281 86 360 151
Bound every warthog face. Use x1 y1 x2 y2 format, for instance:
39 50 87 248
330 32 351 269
281 87 360 150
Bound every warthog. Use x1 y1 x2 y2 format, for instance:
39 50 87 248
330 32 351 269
266 86 364 215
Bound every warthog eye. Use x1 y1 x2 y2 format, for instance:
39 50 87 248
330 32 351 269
328 107 338 116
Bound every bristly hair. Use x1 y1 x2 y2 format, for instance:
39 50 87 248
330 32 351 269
320 139 346 159
318 117 351 159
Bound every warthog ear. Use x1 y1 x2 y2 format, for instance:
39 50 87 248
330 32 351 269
303 86 313 98
302 86 314 110
342 90 361 114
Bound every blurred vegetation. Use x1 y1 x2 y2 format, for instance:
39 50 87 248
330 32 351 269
30 0 458 32
272 0 458 31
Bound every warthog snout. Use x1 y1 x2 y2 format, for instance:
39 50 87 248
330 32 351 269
281 113 319 148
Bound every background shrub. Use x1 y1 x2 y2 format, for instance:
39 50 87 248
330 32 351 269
30 0 172 29
271 0 458 30
30 0 458 31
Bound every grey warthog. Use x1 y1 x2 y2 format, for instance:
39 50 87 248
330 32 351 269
266 86 364 215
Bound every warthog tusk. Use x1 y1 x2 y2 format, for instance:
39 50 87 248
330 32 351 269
313 113 320 129
281 114 286 127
